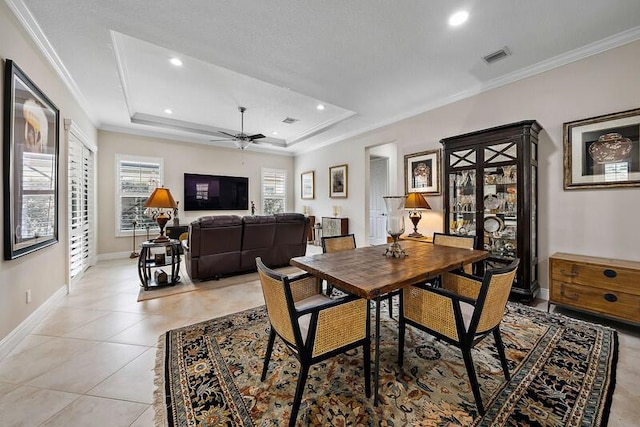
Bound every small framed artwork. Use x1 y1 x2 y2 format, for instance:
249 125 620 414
563 108 640 190
329 164 348 198
404 149 441 195
3 60 60 260
301 170 314 199
154 253 166 265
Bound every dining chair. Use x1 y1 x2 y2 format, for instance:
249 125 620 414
433 232 476 274
321 234 396 317
256 257 371 427
321 234 356 295
398 259 520 415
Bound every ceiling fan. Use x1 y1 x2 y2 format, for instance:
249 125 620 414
210 106 265 150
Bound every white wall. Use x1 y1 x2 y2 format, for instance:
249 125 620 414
295 39 640 290
97 130 295 256
0 4 97 342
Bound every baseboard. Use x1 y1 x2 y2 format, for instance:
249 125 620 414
0 284 69 361
538 287 549 301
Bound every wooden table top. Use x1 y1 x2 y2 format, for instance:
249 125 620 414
291 240 488 299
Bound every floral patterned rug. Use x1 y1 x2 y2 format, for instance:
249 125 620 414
155 302 617 426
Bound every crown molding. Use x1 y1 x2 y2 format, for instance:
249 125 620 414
296 26 640 155
5 0 97 125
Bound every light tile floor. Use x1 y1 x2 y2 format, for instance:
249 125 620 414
0 249 638 426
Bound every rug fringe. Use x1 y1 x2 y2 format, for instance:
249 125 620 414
154 331 169 427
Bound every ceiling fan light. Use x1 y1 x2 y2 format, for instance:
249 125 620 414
234 139 251 150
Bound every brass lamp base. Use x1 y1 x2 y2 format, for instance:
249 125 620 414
408 211 423 238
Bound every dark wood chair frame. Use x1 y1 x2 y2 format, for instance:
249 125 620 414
257 257 371 426
398 259 519 414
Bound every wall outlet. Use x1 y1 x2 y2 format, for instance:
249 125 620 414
26 289 32 304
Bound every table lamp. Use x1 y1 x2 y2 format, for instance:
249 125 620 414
405 192 431 238
144 187 178 242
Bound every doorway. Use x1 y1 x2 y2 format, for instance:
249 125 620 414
369 156 388 245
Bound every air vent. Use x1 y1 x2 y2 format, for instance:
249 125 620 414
282 117 299 124
483 47 511 64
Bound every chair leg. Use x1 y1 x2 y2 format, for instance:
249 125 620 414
289 363 310 427
461 347 485 415
493 328 511 381
261 329 276 381
387 294 393 318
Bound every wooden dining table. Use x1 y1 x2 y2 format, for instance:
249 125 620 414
290 239 489 405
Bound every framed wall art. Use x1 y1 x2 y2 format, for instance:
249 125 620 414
329 164 348 198
301 170 314 199
3 59 60 259
404 149 441 195
563 108 640 190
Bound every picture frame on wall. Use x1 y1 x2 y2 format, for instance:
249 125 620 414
301 170 314 199
329 164 348 198
3 60 60 260
563 108 640 190
404 149 441 195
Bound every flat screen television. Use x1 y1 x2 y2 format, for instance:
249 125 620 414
183 173 249 211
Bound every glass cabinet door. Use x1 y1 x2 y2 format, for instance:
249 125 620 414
448 169 476 236
482 164 517 261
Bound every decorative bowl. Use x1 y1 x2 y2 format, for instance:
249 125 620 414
588 132 632 164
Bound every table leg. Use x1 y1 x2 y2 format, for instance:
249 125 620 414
374 296 381 406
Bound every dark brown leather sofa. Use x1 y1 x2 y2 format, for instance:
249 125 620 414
184 213 309 281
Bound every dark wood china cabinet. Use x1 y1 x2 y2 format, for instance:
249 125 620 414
440 120 542 300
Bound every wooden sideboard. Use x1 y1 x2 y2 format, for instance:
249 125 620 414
548 252 640 325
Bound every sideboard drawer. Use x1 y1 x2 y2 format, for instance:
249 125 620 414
551 281 640 323
549 252 640 325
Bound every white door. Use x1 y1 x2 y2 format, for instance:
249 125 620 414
369 157 388 245
67 121 96 288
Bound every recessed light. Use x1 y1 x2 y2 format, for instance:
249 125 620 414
316 104 325 111
272 131 278 135
164 108 173 114
169 57 183 67
448 10 469 27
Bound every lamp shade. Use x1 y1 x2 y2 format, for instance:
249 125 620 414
144 187 178 209
405 192 431 210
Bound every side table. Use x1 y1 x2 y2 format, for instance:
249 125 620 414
137 239 181 290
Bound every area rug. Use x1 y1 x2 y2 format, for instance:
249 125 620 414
154 302 617 426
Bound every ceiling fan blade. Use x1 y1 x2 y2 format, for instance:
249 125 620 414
249 133 265 140
216 131 237 138
209 138 234 142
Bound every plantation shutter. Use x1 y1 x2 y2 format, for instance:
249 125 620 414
262 168 286 214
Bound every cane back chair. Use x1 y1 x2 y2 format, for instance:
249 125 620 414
256 257 371 427
398 259 520 415
321 234 396 317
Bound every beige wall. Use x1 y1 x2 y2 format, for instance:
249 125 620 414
295 39 640 291
97 131 295 256
0 4 97 341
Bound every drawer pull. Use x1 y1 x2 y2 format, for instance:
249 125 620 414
603 293 618 303
559 268 578 277
603 269 617 278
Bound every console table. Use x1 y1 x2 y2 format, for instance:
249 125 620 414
548 252 640 325
138 239 181 290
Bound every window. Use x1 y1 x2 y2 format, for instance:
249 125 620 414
116 154 163 236
262 168 286 215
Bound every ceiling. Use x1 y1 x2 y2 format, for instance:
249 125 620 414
8 0 640 154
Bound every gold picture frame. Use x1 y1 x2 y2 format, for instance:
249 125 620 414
329 164 348 198
563 108 640 190
301 170 314 199
404 149 441 195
